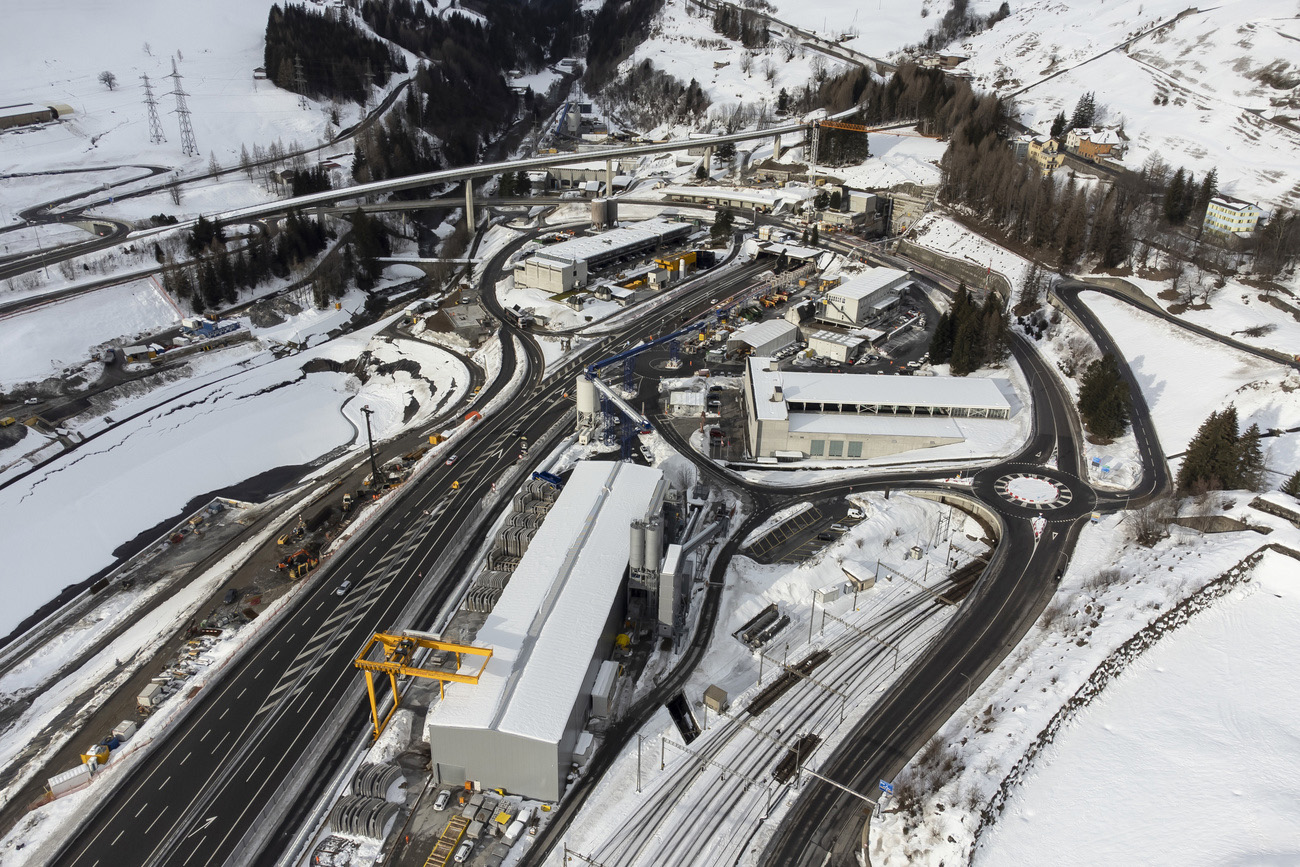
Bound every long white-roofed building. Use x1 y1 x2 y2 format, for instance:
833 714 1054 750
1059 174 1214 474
424 461 667 801
742 357 1012 460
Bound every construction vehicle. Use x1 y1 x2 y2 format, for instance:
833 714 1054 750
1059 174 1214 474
0 417 16 427
278 548 319 578
429 433 446 445
277 515 306 546
342 493 354 513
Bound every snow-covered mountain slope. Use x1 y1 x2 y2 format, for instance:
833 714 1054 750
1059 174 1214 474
948 0 1300 208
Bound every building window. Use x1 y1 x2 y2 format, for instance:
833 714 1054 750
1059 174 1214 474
847 441 863 458
810 439 825 457
828 441 844 457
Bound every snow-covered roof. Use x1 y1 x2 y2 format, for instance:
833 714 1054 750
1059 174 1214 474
747 356 1011 422
806 329 865 348
786 412 964 438
659 185 812 208
759 241 822 260
828 267 909 302
0 102 50 121
530 219 686 266
1209 195 1260 213
729 318 797 347
426 461 664 746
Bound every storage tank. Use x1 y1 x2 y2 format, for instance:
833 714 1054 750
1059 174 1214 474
644 518 663 570
591 198 610 228
628 520 646 571
576 376 597 417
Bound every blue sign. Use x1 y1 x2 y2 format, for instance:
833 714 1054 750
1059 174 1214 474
879 780 893 794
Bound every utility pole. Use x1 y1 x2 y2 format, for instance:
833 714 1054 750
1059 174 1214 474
168 57 198 157
360 405 383 489
294 55 309 111
141 73 166 144
636 733 642 793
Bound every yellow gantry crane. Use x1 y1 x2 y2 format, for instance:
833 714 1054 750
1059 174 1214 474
354 631 493 739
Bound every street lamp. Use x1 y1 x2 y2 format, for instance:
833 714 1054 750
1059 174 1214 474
958 671 973 705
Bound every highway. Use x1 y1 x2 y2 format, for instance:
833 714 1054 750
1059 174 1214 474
45 237 767 867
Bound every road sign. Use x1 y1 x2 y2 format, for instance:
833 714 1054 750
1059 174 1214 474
879 780 893 794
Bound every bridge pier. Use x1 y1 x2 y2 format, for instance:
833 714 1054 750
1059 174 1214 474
773 133 782 160
464 181 474 227
605 159 614 195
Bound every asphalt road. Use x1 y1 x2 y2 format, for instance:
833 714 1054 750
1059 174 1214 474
45 243 766 867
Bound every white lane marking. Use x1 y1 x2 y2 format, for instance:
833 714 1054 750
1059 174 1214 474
246 756 266 782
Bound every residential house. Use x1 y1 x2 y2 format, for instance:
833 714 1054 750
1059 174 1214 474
1026 136 1064 174
1203 196 1263 237
1064 127 1122 162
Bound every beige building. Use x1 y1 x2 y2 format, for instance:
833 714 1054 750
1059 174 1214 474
742 357 1012 460
817 267 909 327
1203 196 1263 237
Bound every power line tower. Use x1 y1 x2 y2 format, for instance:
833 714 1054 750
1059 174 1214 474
294 56 309 110
140 73 166 144
168 58 198 157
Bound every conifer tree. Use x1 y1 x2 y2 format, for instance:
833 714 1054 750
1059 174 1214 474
1283 469 1300 497
1077 353 1129 439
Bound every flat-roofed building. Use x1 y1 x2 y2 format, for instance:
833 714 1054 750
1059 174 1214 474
424 461 667 801
1203 196 1263 237
727 319 798 357
817 267 909 326
514 220 691 293
742 357 1012 460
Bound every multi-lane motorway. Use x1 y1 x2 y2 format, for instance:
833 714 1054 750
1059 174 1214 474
45 231 766 867
42 201 1178 867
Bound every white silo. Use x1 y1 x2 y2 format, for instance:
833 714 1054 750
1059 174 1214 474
628 520 646 572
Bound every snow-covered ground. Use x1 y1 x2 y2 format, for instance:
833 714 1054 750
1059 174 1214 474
765 0 999 58
951 0 1300 209
0 276 181 389
1089 270 1300 358
827 130 948 190
0 320 467 638
974 548 1300 867
871 493 1300 867
0 0 365 178
1080 292 1300 477
907 213 1031 292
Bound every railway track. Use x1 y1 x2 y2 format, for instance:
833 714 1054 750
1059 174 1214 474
585 565 966 866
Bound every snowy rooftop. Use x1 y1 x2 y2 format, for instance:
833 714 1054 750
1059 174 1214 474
659 185 812 208
0 102 52 121
530 219 685 266
827 267 909 301
806 329 865 348
786 412 964 439
748 356 1012 422
426 461 664 745
729 318 797 347
759 241 822 260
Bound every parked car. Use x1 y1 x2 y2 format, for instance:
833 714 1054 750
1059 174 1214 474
223 588 239 605
433 789 452 811
453 840 474 864
831 523 849 533
847 507 865 519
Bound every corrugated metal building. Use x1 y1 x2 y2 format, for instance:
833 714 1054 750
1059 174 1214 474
424 461 667 801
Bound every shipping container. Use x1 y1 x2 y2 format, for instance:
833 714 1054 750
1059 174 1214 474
48 763 93 797
113 720 137 741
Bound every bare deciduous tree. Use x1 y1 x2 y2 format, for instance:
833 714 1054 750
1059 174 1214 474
98 70 118 91
1131 495 1177 546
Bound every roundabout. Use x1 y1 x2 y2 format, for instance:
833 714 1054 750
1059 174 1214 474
972 465 1096 519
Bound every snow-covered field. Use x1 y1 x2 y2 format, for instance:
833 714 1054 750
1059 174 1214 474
0 0 339 177
0 276 180 389
907 213 1031 291
1080 292 1300 476
974 548 1300 867
871 496 1300 867
951 0 1300 209
0 321 467 638
827 129 948 190
1090 270 1300 358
